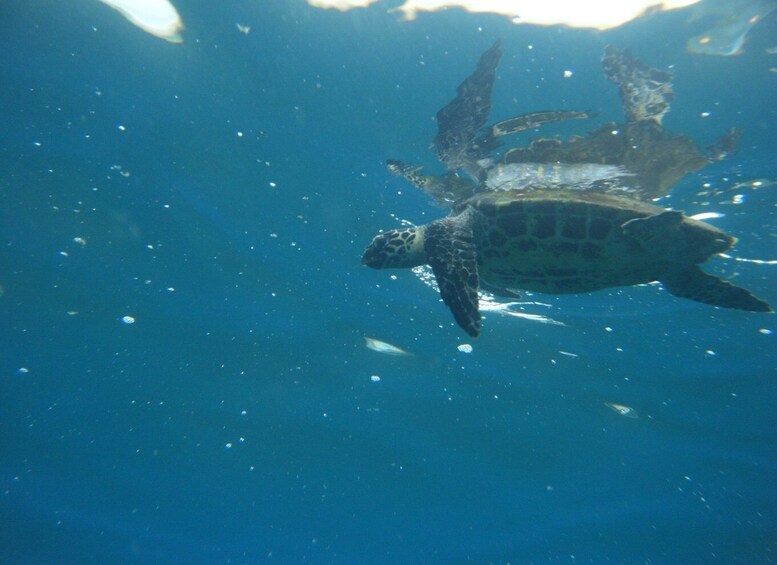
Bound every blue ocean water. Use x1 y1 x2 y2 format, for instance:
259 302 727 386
1 1 776 562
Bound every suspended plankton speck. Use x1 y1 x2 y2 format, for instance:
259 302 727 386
563 69 573 78
700 112 711 118
364 337 410 356
605 402 638 419
73 236 87 246
18 367 29 375
457 344 473 353
758 328 772 335
370 375 381 382
122 315 136 325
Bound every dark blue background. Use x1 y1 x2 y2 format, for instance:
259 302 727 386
1 1 775 562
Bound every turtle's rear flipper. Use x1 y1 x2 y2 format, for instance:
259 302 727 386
425 213 482 336
661 266 772 312
706 127 742 162
602 45 673 124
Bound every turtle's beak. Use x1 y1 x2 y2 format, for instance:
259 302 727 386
361 233 389 269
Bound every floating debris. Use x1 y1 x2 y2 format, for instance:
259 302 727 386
457 344 473 353
605 402 639 419
236 23 251 34
122 315 136 325
364 337 410 356
370 375 381 382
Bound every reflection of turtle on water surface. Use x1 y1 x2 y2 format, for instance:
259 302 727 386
388 43 741 203
388 39 600 206
363 189 772 336
504 45 742 200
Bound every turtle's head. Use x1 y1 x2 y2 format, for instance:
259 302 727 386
362 227 425 269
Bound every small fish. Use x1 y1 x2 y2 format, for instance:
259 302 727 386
605 402 639 419
364 337 411 356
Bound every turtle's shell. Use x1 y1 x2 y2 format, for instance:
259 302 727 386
459 189 733 294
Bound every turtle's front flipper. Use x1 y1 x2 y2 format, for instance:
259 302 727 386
435 40 502 171
386 160 476 206
661 266 772 312
424 212 482 336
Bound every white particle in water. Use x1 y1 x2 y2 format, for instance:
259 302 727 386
758 328 772 335
457 344 473 353
122 315 135 324
225 442 232 449
18 367 29 374
370 375 381 382
563 69 573 78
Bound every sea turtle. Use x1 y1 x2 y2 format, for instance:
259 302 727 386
362 190 772 336
389 39 598 205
